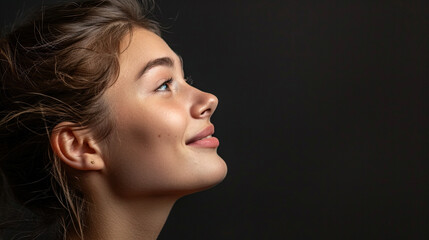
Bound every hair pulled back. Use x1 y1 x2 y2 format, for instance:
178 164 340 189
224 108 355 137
0 0 160 239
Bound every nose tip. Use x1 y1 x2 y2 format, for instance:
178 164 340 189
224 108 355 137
192 91 218 119
203 93 218 117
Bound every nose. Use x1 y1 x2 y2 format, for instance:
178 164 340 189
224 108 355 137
190 89 218 119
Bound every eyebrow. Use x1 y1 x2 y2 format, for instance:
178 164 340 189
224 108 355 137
137 55 184 79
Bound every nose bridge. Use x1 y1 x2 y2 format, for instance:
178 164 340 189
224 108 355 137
188 85 218 119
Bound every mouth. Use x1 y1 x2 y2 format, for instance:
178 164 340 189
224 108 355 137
186 125 219 148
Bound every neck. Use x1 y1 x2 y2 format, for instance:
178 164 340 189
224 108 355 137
67 194 177 240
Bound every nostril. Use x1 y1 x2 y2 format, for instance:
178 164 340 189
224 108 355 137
190 91 218 119
201 108 211 117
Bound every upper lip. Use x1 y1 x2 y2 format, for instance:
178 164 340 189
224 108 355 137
186 125 215 145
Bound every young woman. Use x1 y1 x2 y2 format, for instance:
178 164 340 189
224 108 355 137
0 0 227 239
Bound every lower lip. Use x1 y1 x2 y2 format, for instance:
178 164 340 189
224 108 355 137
188 137 219 148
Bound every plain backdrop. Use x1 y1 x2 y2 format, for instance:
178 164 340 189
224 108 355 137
1 0 427 239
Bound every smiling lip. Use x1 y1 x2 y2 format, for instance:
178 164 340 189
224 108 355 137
186 125 219 148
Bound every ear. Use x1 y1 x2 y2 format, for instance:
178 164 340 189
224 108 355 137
50 122 104 171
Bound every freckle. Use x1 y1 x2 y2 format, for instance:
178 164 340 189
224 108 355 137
167 133 170 136
158 134 161 138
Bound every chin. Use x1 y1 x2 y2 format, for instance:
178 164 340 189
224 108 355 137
175 156 227 197
192 157 228 193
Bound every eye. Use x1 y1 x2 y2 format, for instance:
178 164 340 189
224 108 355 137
156 79 173 91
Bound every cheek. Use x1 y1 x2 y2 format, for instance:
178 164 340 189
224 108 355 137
111 95 188 146
102 100 190 196
125 106 186 144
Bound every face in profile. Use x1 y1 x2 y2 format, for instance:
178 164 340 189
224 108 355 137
100 28 227 198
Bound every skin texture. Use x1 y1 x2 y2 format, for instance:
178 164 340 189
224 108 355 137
51 27 227 240
101 28 227 198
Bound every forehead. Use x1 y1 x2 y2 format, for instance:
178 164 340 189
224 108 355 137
119 27 179 67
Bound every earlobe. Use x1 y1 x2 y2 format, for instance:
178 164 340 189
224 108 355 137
50 122 104 171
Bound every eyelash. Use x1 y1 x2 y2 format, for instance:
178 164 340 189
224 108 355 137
156 76 193 92
157 78 173 91
185 76 193 85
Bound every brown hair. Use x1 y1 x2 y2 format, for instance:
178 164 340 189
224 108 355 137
0 0 160 239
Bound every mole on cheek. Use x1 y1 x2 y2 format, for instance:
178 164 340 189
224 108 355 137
158 134 161 138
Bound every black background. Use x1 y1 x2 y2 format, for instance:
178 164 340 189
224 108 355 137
1 0 427 239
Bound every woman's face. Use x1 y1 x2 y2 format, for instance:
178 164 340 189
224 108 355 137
100 28 227 197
